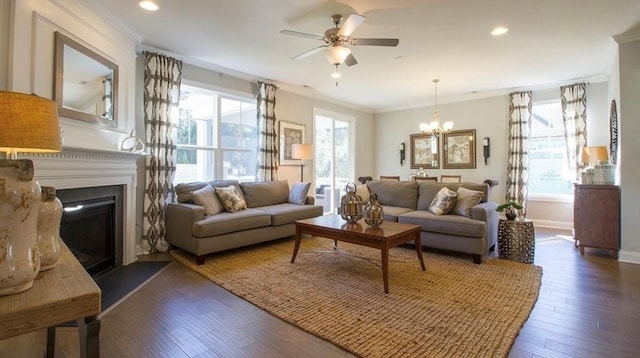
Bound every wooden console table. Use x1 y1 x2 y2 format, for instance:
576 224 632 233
0 241 101 357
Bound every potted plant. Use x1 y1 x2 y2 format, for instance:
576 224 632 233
496 201 523 220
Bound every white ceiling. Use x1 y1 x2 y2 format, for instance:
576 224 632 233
91 0 640 113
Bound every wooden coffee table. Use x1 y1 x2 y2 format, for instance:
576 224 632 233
291 214 425 293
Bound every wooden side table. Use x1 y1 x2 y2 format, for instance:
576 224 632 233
0 241 101 357
497 218 535 263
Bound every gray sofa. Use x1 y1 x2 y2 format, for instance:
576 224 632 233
166 180 323 264
365 179 499 264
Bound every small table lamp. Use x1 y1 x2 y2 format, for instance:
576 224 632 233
0 91 61 295
291 143 312 182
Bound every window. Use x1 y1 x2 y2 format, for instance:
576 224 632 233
528 101 572 196
174 84 257 185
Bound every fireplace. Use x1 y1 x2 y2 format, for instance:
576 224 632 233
57 185 124 277
25 147 142 269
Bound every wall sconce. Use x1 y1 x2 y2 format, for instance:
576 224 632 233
483 137 490 165
400 142 406 166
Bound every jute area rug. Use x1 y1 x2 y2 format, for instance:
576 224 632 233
171 237 542 358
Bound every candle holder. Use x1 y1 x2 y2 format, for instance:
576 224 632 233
340 182 363 223
363 192 384 228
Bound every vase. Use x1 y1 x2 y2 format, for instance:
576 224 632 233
0 159 41 296
505 209 517 221
38 186 63 271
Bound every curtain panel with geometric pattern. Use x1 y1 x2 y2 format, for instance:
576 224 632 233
256 82 279 181
141 52 182 253
506 91 532 217
560 82 587 181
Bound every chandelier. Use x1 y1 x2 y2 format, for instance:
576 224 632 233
420 79 453 136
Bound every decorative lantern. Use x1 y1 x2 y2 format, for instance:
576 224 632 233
363 192 385 227
340 182 363 223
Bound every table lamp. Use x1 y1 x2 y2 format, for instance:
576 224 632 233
291 143 312 182
0 91 61 295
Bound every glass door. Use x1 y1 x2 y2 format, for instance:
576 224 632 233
314 109 354 214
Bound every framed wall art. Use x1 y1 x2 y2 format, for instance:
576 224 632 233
410 133 439 169
279 120 305 165
443 129 476 169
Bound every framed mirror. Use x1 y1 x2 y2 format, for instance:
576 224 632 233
54 32 118 127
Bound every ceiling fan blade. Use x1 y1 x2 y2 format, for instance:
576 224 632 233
292 45 328 60
338 13 366 37
280 30 324 41
344 53 358 66
351 38 399 46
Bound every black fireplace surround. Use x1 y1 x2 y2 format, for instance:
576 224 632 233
56 185 124 277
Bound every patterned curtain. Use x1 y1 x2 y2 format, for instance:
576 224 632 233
256 81 279 181
560 83 587 181
506 91 532 216
141 52 182 253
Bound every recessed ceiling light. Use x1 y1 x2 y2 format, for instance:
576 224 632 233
491 26 508 36
139 1 159 11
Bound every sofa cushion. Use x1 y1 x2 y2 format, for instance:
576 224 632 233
417 182 490 210
191 184 224 216
192 209 271 237
366 180 419 209
175 182 208 203
256 203 324 226
176 180 242 203
356 184 370 203
429 187 458 215
380 205 416 222
452 187 484 217
215 185 247 212
288 182 311 205
240 180 289 208
398 210 486 238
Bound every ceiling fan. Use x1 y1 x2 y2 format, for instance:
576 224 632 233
280 13 399 67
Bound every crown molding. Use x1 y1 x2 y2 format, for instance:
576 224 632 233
613 31 640 44
81 0 143 43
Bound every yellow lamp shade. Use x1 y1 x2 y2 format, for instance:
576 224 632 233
0 91 62 155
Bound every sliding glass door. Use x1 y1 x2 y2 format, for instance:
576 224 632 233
314 109 355 214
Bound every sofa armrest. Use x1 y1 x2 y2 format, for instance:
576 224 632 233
305 196 315 205
471 201 499 249
165 202 205 251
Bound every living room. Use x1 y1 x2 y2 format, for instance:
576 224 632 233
2 0 640 357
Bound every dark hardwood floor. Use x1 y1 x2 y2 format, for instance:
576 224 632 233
1 227 638 357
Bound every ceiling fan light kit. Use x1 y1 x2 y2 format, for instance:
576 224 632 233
280 13 399 81
325 45 351 65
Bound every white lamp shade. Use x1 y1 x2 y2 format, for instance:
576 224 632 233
325 45 351 65
442 121 454 131
292 143 313 160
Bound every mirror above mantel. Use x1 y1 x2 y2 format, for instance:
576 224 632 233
54 32 119 128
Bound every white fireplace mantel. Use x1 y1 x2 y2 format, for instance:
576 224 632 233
21 146 144 266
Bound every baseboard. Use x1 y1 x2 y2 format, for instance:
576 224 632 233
618 250 640 265
529 219 573 231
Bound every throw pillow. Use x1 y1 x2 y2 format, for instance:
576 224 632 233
214 185 247 213
356 184 370 203
452 187 484 217
428 187 458 215
289 182 311 205
191 184 224 216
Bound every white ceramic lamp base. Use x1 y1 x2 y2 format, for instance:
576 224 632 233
38 186 63 271
0 159 41 296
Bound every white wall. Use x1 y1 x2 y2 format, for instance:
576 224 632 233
375 82 610 228
7 0 138 150
375 95 509 203
616 36 640 263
